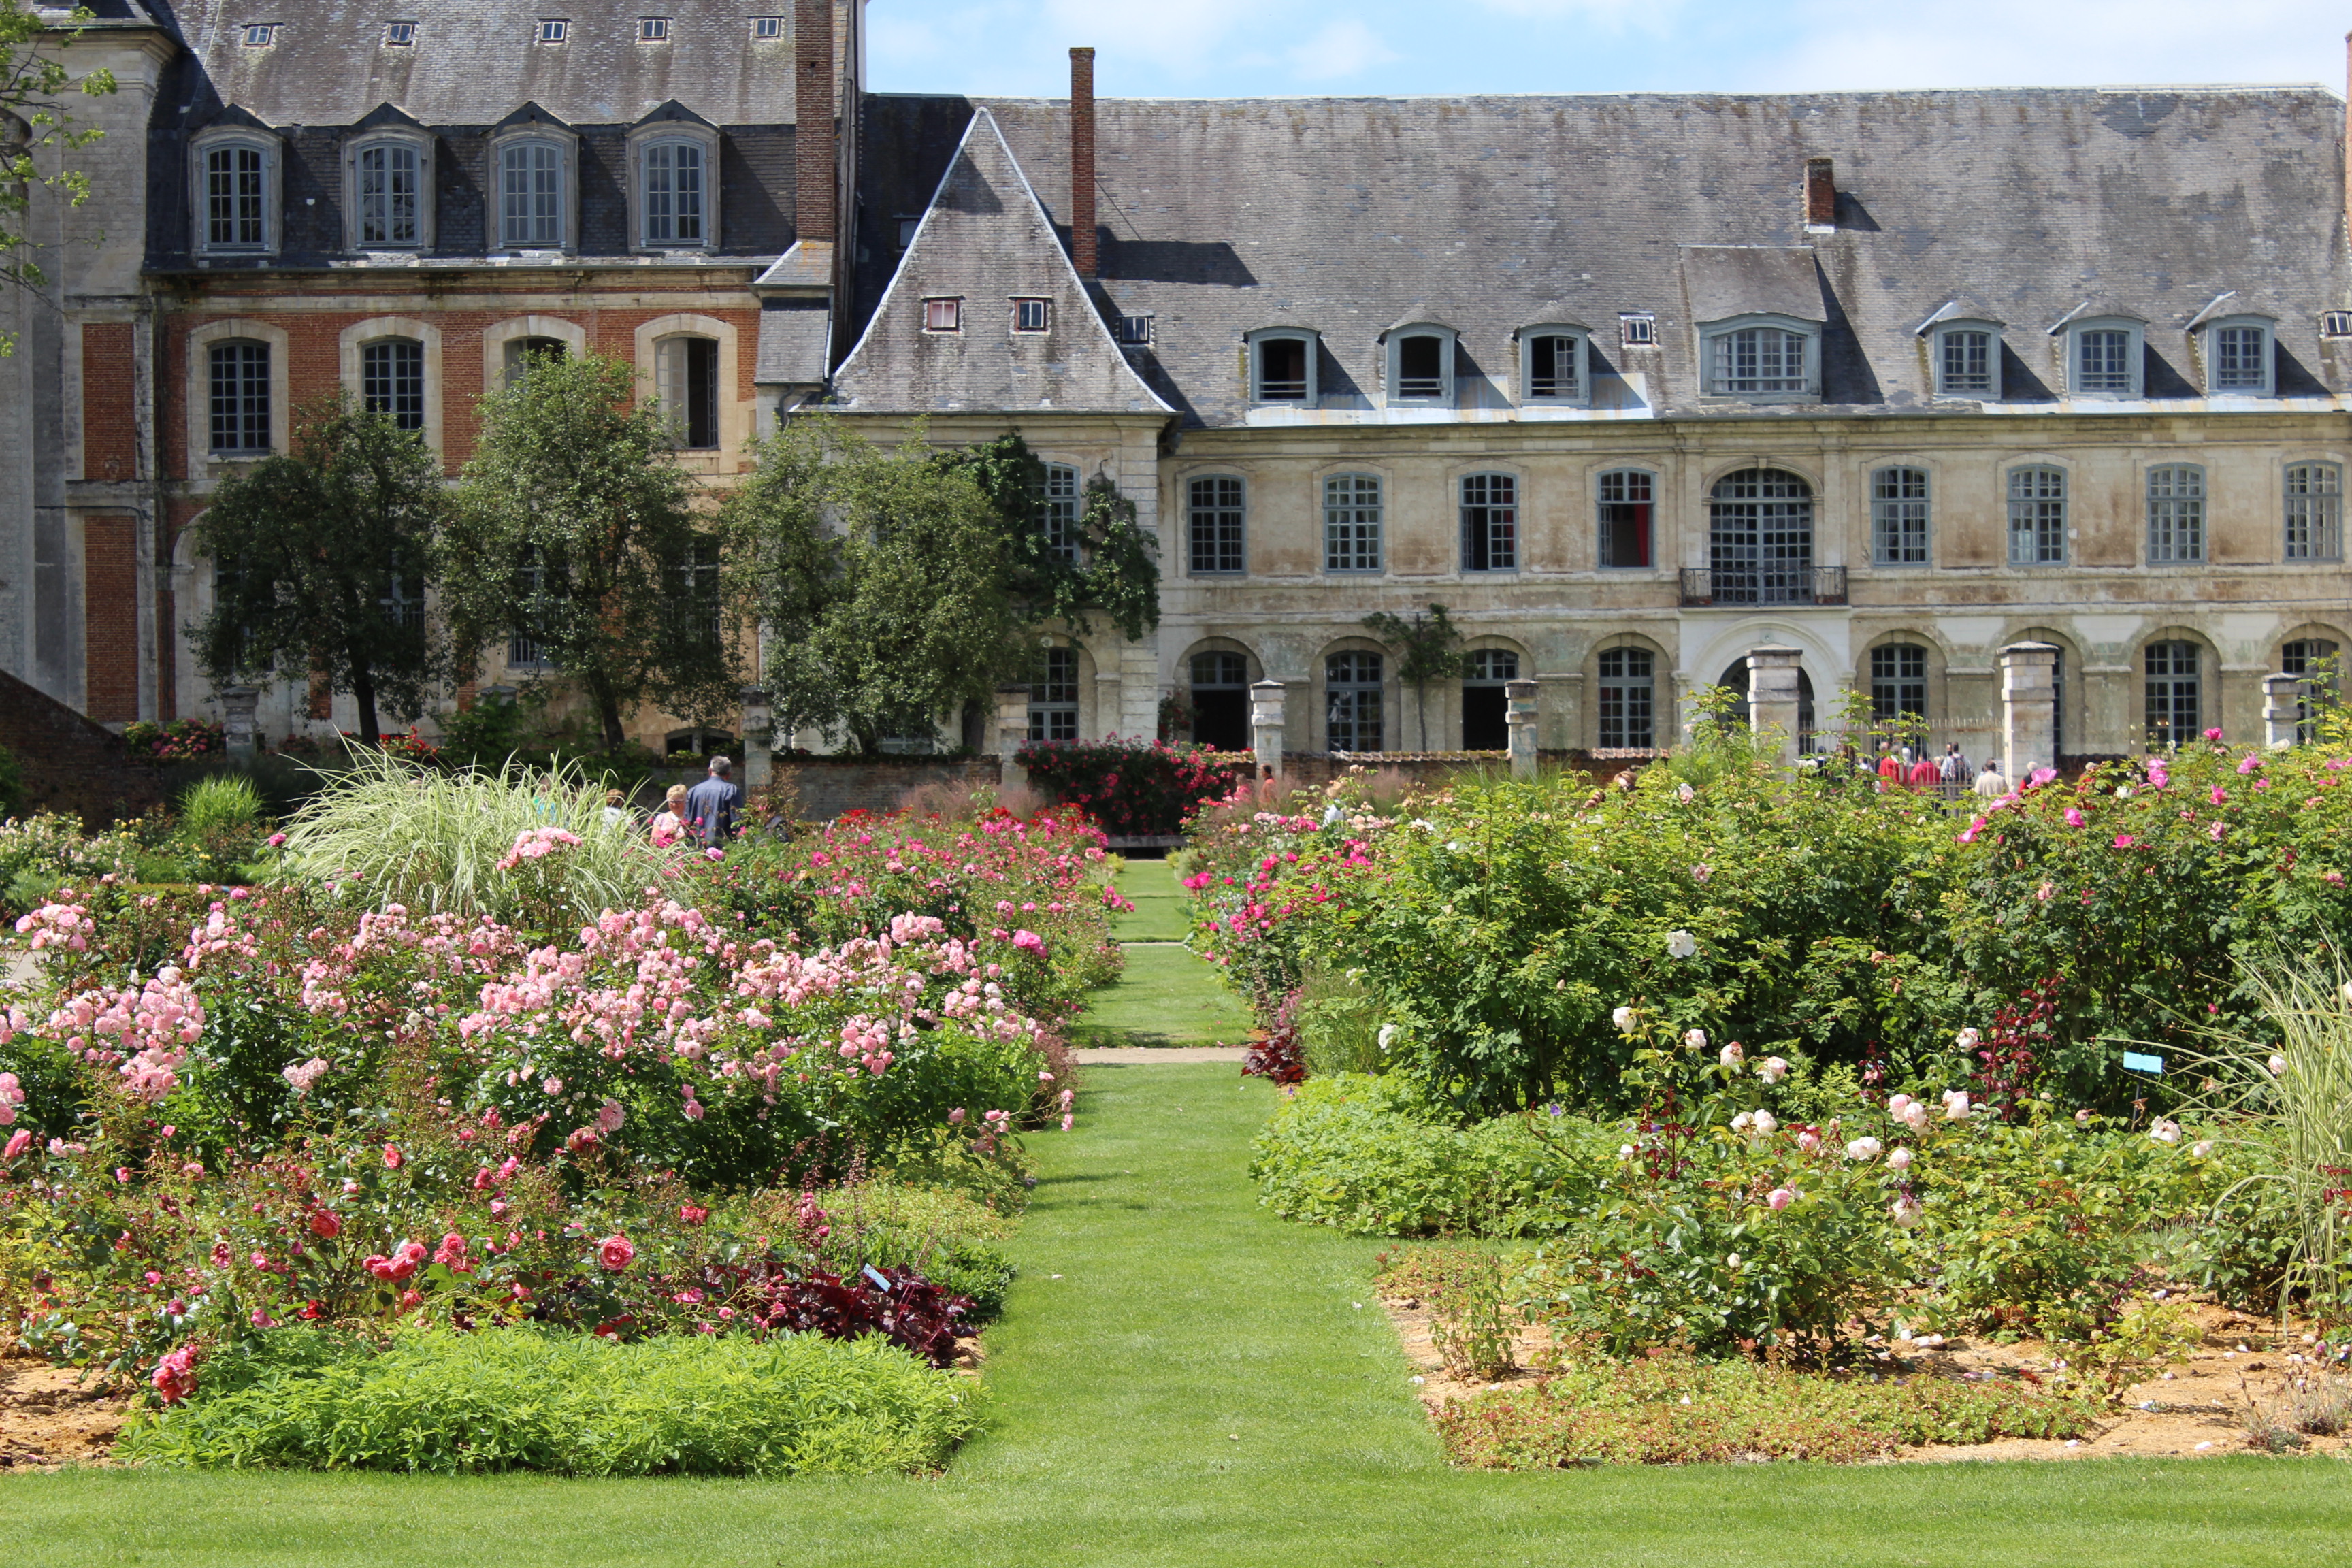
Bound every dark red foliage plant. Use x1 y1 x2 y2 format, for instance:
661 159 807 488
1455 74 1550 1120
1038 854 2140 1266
1970 977 2060 1120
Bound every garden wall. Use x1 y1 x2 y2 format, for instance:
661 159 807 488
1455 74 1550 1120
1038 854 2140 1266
1275 751 1656 789
0 668 165 826
766 757 1004 821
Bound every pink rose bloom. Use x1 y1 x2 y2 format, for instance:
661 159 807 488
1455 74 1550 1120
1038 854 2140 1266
1767 1188 1795 1211
2203 728 2224 742
2 1129 28 1160
2063 808 2085 828
595 1098 625 1134
2112 834 2135 849
150 1344 198 1405
267 832 287 848
598 1235 636 1271
948 1107 966 1124
1011 929 1046 953
382 1143 403 1170
2238 754 2261 776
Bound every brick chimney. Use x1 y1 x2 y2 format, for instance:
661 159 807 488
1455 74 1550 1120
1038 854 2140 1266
794 0 836 244
1803 156 1836 228
1070 46 1097 278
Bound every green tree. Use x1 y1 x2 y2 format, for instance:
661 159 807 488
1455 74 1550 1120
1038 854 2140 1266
189 400 447 744
442 353 738 749
1 1 116 355
951 431 1160 642
1361 602 1464 751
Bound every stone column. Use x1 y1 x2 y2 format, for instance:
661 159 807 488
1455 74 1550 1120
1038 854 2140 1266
738 687 773 791
220 685 259 759
1744 647 1804 767
1250 680 1286 780
2264 673 2307 750
995 685 1031 793
1999 642 2060 783
1505 678 1539 778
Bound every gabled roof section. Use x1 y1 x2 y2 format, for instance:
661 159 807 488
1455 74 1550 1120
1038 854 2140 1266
632 99 715 132
353 102 429 134
830 108 1172 417
492 101 570 135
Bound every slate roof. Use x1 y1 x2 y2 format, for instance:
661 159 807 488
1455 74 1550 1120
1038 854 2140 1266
830 108 1171 416
849 87 2352 426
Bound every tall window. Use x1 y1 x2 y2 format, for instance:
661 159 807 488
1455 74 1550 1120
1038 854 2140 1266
1326 651 1383 753
499 141 564 248
1598 647 1654 749
2211 323 2270 392
382 563 427 633
1390 331 1448 402
1869 644 1927 727
1526 333 1581 401
1188 476 1244 574
1597 470 1652 568
502 334 567 387
1461 649 1516 751
2284 638 2341 743
1460 473 1517 572
355 142 420 246
1709 326 1809 395
1323 474 1382 572
359 338 425 433
655 336 719 449
208 341 271 453
205 144 268 249
1252 333 1311 403
1029 647 1079 741
1037 463 1080 563
509 548 553 669
1190 651 1249 752
2074 327 2136 394
2144 641 2200 745
1871 467 1929 565
1937 328 1994 395
641 141 704 246
1708 468 1814 603
670 538 721 648
2285 463 2343 561
2146 466 2204 563
2007 466 2066 565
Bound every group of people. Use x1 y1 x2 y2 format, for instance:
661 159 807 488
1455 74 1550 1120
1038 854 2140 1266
600 755 745 850
1819 741 2012 800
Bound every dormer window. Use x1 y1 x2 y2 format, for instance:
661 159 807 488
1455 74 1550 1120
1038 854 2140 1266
1700 315 1818 399
1930 320 2002 397
1382 323 1455 406
346 131 434 250
241 22 278 46
536 18 568 44
2061 316 2145 398
2200 314 2275 396
383 20 415 45
638 16 670 41
191 127 282 256
751 15 783 38
1012 298 1050 334
641 140 704 246
1246 328 1317 406
491 120 576 251
1518 325 1589 406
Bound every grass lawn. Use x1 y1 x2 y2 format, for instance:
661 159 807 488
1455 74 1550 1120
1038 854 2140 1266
1072 860 1257 1048
8 1063 2349 1566
1109 855 1196 942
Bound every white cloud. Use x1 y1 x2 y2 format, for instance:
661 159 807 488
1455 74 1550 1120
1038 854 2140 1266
1288 18 1403 80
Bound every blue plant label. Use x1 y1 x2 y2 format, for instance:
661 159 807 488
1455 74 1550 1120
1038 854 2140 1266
862 1264 893 1293
2122 1051 2163 1074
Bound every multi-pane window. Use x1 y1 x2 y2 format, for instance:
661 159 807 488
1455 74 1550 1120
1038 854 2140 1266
1709 327 1809 395
1460 473 1517 572
1938 329 1993 394
670 538 721 648
381 566 427 632
1326 651 1383 753
383 20 416 45
2146 466 2205 563
1526 333 1580 399
2284 638 2341 742
1597 469 1652 568
1461 649 1517 751
208 341 271 453
536 18 568 43
205 144 268 250
360 338 425 433
1028 647 1079 741
1869 644 1928 727
1038 463 1079 563
1708 468 1814 602
1188 476 1245 574
1598 647 1654 749
2006 466 2066 565
2212 324 2269 391
642 142 704 246
1013 298 1050 333
1871 467 1929 565
1323 474 1382 572
502 335 567 387
499 142 564 248
923 297 962 332
355 142 419 246
655 336 719 449
752 15 783 38
1189 651 1249 752
2074 328 2135 393
638 16 670 40
2285 463 2343 561
2145 641 2200 745
509 549 553 668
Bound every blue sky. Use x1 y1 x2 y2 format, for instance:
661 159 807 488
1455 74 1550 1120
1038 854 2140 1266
867 0 2352 99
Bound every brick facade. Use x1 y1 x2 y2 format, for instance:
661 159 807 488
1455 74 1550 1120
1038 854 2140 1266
79 323 139 483
82 512 140 724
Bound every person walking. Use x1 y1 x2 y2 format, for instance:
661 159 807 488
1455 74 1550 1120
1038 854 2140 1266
685 755 743 849
1906 749 1941 792
1972 758 2009 799
1936 742 1969 804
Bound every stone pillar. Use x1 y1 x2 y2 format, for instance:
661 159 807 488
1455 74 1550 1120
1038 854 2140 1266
1505 678 1539 778
1744 647 1803 767
2265 673 2307 750
1999 642 2060 784
220 685 259 759
1250 680 1286 779
738 687 772 791
995 684 1031 792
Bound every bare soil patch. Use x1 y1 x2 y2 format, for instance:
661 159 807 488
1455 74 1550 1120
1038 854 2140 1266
0 1355 131 1470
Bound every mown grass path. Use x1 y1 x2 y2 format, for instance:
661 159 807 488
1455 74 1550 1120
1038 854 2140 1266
1073 860 1256 1048
10 1060 2350 1565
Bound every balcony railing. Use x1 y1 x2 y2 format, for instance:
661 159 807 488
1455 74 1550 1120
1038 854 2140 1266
1679 565 1847 608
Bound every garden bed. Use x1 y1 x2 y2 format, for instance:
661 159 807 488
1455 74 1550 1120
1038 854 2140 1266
0 1355 128 1470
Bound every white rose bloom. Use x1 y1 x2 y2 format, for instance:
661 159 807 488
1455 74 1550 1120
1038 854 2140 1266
2268 1054 2289 1077
1900 1103 1931 1132
1759 1056 1789 1085
1377 1023 1398 1051
1887 1094 1913 1114
1720 1043 1745 1071
1891 1196 1924 1229
1845 1137 1883 1162
2149 1119 2181 1145
1943 1092 1972 1120
1618 1144 1635 1160
1731 1111 1754 1133
2191 1141 2213 1158
1955 1027 1982 1050
1886 1147 1913 1171
1666 930 1699 959
1752 1110 1778 1136
1612 1005 1639 1034
1684 1027 1710 1051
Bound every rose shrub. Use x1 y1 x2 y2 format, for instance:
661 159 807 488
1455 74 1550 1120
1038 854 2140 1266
1014 736 1254 837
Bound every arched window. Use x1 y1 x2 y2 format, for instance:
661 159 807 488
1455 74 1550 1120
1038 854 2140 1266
2284 638 2340 742
502 335 568 388
1460 473 1516 572
2285 463 2342 561
1871 467 1929 565
199 137 273 252
1869 644 1928 727
2144 641 2200 745
1323 474 1382 573
2146 465 2205 563
208 340 272 454
353 140 423 248
655 336 719 449
2007 466 2067 565
1597 647 1653 749
1461 649 1517 751
1597 469 1652 569
1188 476 1245 575
360 338 425 432
1701 318 1816 398
1029 647 1079 741
641 139 705 246
1717 659 1816 749
1326 651 1383 753
1708 469 1813 604
1189 651 1249 751
1036 463 1081 563
498 139 566 248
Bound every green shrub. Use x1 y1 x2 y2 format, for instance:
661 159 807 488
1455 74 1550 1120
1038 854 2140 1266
174 774 267 881
817 1181 1021 1323
1296 966 1386 1076
116 1326 982 1475
0 811 137 911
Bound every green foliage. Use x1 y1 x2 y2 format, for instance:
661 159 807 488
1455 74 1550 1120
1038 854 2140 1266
0 1 117 353
191 400 448 744
444 353 737 748
174 774 266 882
115 1326 981 1475
953 431 1161 642
0 809 136 911
1360 603 1463 751
817 1179 1019 1322
1294 966 1386 1077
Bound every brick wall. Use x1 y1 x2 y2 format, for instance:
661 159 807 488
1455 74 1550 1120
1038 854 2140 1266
0 667 163 826
82 512 140 723
80 323 138 481
768 757 1004 821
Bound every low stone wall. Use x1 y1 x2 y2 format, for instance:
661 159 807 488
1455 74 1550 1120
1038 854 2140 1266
1273 749 1661 790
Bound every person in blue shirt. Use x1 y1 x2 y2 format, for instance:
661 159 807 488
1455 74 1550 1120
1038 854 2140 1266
683 755 742 849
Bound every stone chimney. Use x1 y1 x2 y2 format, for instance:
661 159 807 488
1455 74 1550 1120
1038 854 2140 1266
1804 156 1836 228
1070 46 1098 278
794 0 836 245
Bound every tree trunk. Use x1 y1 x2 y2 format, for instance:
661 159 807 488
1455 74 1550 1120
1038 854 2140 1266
1416 681 1429 752
591 676 627 751
348 652 381 744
